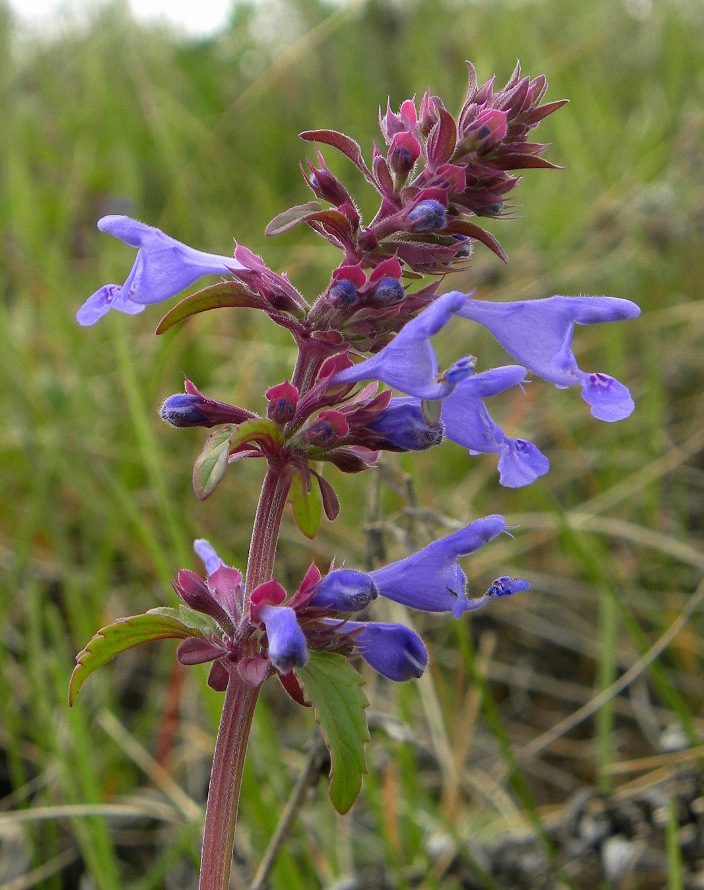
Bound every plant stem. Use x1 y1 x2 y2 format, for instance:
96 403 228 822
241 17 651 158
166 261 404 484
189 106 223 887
245 464 294 606
198 672 259 890
199 466 292 890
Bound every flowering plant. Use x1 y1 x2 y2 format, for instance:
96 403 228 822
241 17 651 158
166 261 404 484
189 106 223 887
69 61 639 889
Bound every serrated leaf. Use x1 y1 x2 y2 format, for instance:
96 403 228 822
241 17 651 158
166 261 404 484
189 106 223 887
193 426 234 500
289 470 322 539
155 282 270 335
297 651 369 813
265 202 322 236
69 613 202 705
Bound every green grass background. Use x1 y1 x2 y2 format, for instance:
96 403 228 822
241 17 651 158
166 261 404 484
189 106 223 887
1 0 703 887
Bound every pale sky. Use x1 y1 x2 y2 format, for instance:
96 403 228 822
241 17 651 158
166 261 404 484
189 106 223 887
9 0 236 37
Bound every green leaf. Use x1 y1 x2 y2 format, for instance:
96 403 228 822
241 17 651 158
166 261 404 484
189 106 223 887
297 651 369 813
147 605 220 636
265 201 322 236
193 426 233 501
69 613 203 705
155 281 270 335
229 417 284 450
289 469 322 539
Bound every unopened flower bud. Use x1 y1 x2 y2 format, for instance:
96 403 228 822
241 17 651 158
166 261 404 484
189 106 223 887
305 410 349 447
371 276 405 306
310 569 378 612
453 234 472 259
368 400 444 451
329 279 359 307
160 393 210 428
407 199 447 233
266 381 298 425
388 131 421 178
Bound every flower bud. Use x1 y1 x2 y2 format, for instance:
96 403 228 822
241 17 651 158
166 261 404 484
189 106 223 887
371 276 405 307
304 410 349 447
160 393 210 428
407 199 447 233
172 570 235 633
329 279 359 307
388 131 421 179
309 569 379 612
368 400 444 451
266 381 298 425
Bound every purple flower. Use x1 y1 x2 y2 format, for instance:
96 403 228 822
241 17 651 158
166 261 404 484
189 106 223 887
456 295 640 421
328 619 428 681
439 366 550 487
259 605 309 673
194 538 224 576
369 515 527 618
76 216 243 326
333 291 472 399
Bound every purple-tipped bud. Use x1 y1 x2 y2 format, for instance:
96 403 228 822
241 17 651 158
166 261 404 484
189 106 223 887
368 399 444 451
160 394 210 428
388 131 421 178
309 569 378 612
453 235 472 259
329 279 359 307
464 108 508 151
304 410 349 447
266 381 298 425
407 200 447 233
259 605 309 673
372 277 405 307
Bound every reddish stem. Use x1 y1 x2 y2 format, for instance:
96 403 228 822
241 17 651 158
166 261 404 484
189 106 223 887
198 466 292 890
198 671 259 890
